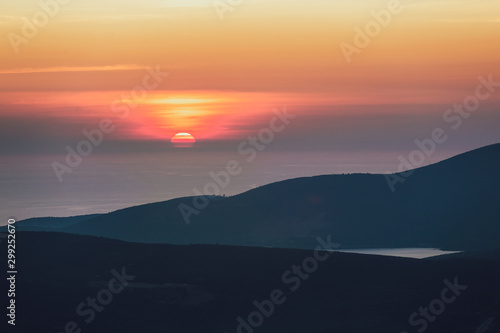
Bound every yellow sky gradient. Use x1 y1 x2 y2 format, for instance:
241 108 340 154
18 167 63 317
0 0 499 141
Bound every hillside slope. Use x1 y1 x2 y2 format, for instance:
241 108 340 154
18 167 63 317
16 143 500 250
1 232 499 333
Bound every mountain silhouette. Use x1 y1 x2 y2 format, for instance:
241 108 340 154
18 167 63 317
1 232 499 333
7 143 500 250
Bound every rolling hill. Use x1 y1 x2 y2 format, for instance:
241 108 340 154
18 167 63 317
7 143 500 251
1 232 499 333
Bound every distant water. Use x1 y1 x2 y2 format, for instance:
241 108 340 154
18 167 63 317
0 150 403 224
336 248 461 259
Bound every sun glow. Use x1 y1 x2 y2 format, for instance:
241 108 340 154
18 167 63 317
149 98 220 105
171 133 196 148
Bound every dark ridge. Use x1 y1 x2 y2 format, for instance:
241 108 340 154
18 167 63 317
1 232 499 333
10 143 500 251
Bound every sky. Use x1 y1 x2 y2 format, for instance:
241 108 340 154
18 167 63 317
1 0 500 221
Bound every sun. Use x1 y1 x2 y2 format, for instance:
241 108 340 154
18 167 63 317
171 132 196 148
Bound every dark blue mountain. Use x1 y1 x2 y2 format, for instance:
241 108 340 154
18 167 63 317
9 143 500 250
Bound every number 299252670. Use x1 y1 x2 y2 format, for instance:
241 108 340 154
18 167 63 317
7 219 16 270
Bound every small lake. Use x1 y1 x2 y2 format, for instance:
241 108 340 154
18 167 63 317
336 248 461 259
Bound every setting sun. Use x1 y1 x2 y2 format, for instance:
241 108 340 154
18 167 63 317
171 132 196 148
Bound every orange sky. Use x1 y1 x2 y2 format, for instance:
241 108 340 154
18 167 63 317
0 0 499 145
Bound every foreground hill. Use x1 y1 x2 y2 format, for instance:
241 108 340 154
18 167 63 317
7 143 500 250
1 232 498 333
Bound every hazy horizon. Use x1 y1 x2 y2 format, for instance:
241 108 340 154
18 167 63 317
1 143 494 224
